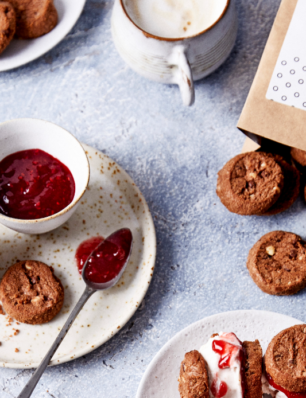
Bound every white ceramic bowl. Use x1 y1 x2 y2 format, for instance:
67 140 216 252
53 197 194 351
0 119 90 234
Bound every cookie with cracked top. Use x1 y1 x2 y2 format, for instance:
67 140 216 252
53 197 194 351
262 155 300 216
0 1 15 54
247 231 306 295
291 147 306 167
0 260 64 324
265 324 306 393
216 152 284 215
178 350 209 398
8 0 57 39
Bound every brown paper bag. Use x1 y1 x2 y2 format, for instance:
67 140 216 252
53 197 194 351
238 0 306 153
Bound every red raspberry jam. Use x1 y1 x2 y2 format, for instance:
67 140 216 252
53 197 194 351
75 236 104 274
211 379 228 398
266 372 306 398
76 229 132 283
211 333 246 398
0 149 75 220
212 333 244 369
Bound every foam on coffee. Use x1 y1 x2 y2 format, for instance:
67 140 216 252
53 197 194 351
123 0 228 39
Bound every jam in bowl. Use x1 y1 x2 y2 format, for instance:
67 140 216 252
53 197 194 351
0 149 76 220
0 118 89 234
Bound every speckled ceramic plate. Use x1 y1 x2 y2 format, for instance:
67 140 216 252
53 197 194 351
136 310 304 398
0 0 86 72
0 144 156 368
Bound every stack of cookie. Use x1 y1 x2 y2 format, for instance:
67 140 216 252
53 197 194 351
216 152 300 216
0 0 58 55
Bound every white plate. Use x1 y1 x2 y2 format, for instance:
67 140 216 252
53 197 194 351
0 0 86 72
136 310 304 398
0 144 156 368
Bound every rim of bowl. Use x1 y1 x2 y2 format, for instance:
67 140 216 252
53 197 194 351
0 118 90 225
120 0 231 42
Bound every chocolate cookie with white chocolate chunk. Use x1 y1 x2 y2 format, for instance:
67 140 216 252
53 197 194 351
0 260 64 324
247 231 306 295
216 152 284 216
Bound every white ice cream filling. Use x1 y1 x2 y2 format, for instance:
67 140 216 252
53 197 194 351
199 332 244 398
262 372 287 398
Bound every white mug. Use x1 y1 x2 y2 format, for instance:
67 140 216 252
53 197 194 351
111 0 238 106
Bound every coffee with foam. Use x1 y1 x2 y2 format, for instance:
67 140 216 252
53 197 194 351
123 0 228 39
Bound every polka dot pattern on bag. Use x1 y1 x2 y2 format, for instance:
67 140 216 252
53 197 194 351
268 56 306 109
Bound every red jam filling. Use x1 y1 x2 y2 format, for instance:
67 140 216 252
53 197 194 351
211 380 228 398
212 333 244 369
76 229 132 283
266 372 306 398
75 236 104 274
211 333 246 398
0 149 75 220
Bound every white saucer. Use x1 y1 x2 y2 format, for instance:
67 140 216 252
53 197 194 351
0 0 86 72
136 310 304 398
0 144 156 368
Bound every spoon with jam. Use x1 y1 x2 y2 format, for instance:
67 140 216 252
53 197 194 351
17 228 133 398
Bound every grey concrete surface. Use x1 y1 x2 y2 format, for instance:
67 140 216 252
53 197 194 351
2 0 304 397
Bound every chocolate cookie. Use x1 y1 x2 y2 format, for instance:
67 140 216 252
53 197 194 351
0 1 15 54
263 156 300 215
8 0 57 39
216 152 284 215
243 340 263 398
0 260 64 324
247 231 306 295
291 147 306 167
265 324 306 392
178 350 209 398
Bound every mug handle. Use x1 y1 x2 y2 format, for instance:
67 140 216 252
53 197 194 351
169 45 195 106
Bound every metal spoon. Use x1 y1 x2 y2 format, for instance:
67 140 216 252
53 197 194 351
17 228 133 398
